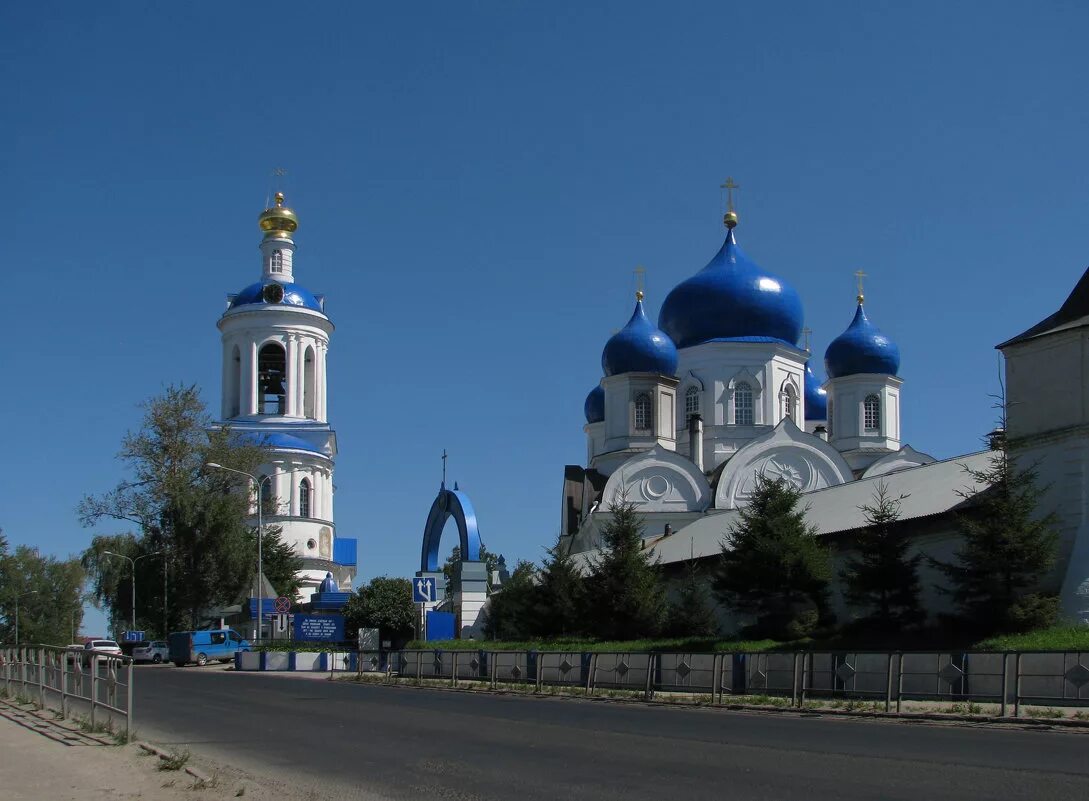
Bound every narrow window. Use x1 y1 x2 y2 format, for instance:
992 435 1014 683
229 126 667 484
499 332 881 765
783 385 798 423
634 393 652 431
257 343 287 415
228 345 241 418
735 382 754 426
270 250 283 273
685 386 700 419
257 474 275 516
864 394 881 432
299 478 311 518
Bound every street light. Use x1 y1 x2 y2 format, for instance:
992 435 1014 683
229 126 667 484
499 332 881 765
102 550 164 633
14 590 38 644
206 463 311 644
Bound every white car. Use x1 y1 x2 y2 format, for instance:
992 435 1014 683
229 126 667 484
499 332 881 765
83 640 122 658
132 641 169 663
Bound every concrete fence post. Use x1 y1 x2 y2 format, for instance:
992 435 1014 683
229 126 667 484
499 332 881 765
126 658 134 743
1013 652 1022 717
885 652 893 713
896 652 904 714
791 653 800 707
1000 652 1009 717
644 654 655 702
60 649 68 720
587 654 598 695
490 652 498 690
451 652 458 688
90 655 98 728
38 648 45 708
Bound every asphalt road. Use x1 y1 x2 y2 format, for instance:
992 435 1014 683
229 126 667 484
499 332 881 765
134 666 1089 801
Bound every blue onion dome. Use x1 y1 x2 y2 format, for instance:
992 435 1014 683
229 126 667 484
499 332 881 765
601 292 679 377
824 301 900 378
658 223 804 348
229 281 324 313
317 572 338 593
584 384 605 424
804 361 828 420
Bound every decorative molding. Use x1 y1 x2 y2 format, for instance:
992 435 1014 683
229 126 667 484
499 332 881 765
861 445 937 478
600 445 711 513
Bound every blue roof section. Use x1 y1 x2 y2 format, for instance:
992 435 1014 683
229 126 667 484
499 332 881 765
658 228 804 348
333 538 357 567
601 298 678 377
229 281 325 313
584 385 605 424
824 303 901 379
804 361 828 420
234 430 326 455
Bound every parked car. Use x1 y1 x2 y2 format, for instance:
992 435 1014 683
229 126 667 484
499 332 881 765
132 641 169 663
168 629 249 667
81 639 122 668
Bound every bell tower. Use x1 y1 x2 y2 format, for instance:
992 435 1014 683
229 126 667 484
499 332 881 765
216 192 356 600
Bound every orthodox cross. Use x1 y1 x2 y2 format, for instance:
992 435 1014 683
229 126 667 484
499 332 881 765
854 270 868 303
634 265 646 300
721 177 739 211
441 449 448 487
801 326 812 353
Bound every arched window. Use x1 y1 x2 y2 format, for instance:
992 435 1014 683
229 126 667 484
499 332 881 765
257 474 275 515
257 343 287 415
734 382 754 426
227 345 241 418
783 385 798 423
685 386 700 420
299 478 311 518
303 346 315 419
270 250 283 273
634 393 652 431
864 394 881 432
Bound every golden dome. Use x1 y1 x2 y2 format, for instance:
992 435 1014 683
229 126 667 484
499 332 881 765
258 192 298 237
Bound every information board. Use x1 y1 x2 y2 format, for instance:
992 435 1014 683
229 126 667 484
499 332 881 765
292 614 345 642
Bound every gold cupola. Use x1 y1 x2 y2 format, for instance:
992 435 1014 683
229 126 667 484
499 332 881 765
258 192 298 239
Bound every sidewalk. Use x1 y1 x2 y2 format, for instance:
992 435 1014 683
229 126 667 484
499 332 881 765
0 702 298 800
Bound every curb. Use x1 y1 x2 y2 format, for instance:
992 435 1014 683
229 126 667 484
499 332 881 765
138 742 212 784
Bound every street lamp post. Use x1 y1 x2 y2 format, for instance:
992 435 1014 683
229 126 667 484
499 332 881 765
206 463 309 645
102 550 164 634
14 590 39 644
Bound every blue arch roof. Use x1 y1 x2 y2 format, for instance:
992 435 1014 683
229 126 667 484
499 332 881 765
824 303 900 379
658 228 804 348
235 431 326 455
229 281 324 313
601 298 678 377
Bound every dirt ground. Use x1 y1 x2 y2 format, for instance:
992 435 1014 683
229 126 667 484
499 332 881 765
0 703 321 801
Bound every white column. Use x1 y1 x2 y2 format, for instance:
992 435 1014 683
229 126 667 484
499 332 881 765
297 336 308 418
317 342 327 422
285 335 299 417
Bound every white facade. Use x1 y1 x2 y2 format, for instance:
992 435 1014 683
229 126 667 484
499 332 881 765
216 194 356 600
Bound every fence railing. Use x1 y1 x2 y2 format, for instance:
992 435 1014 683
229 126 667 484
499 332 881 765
0 644 134 739
353 648 1089 716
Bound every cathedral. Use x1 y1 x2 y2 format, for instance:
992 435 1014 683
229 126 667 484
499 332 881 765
214 193 356 600
561 201 1089 626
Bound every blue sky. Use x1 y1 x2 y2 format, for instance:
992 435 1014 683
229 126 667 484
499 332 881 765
3 2 1088 636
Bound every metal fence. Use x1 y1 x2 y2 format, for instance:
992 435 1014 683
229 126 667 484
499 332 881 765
0 644 134 739
364 648 1089 716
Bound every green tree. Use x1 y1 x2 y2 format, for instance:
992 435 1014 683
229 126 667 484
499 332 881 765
666 560 718 639
79 385 274 630
251 525 303 602
713 474 832 640
840 484 924 631
343 577 416 645
933 443 1060 633
585 501 666 640
0 533 85 645
442 543 499 593
485 561 539 640
534 539 587 638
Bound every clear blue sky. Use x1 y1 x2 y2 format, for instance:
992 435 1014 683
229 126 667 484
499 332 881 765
3 2 1088 636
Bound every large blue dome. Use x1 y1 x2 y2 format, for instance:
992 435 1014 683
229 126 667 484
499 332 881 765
584 385 605 424
658 228 804 348
601 297 678 377
804 361 828 420
824 304 900 378
229 281 324 313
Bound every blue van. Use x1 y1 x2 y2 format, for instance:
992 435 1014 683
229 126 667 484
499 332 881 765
168 629 249 666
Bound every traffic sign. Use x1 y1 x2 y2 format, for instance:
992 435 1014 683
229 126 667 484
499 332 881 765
275 613 288 633
413 577 436 603
122 630 145 642
274 596 291 614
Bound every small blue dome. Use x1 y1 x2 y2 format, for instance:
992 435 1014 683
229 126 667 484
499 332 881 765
584 385 605 424
229 281 324 313
658 228 804 348
601 297 678 377
317 572 338 593
804 361 828 420
824 304 900 378
235 431 326 455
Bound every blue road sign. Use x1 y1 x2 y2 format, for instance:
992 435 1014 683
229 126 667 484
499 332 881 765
413 577 437 603
122 630 145 642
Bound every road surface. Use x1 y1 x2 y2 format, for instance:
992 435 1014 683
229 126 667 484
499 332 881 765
134 666 1089 800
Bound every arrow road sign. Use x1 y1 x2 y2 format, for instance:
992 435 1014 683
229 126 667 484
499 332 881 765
413 577 436 603
276 613 288 633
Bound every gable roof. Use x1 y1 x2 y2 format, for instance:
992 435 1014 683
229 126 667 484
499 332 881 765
999 264 1089 348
